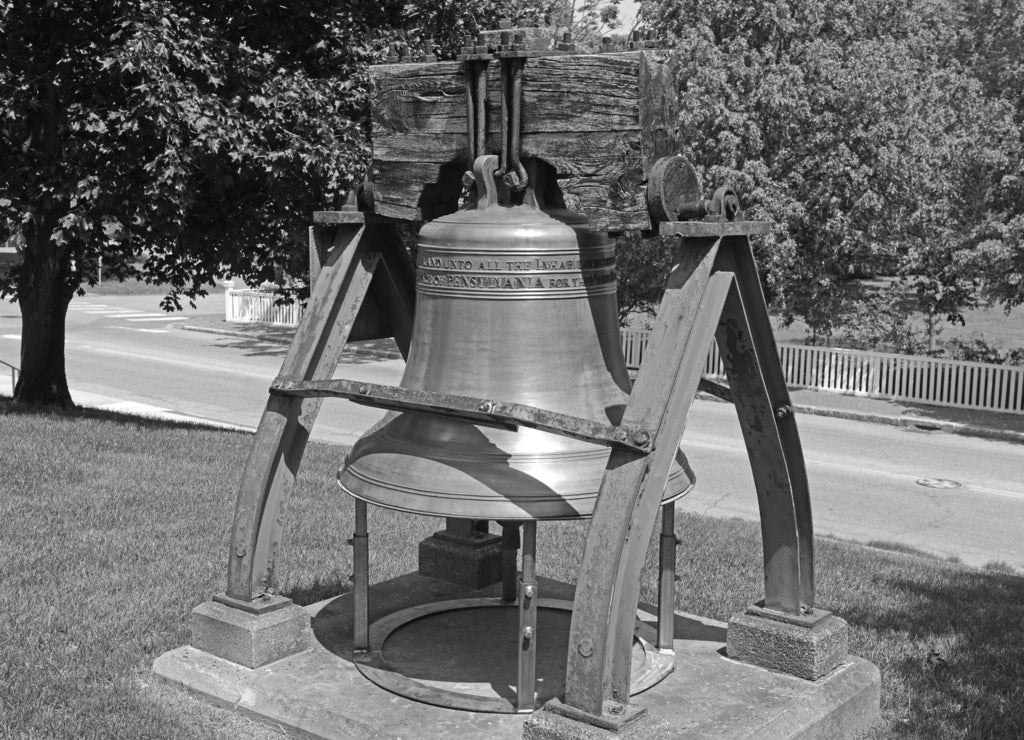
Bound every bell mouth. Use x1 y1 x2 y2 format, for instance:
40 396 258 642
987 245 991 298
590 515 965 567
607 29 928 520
338 411 695 521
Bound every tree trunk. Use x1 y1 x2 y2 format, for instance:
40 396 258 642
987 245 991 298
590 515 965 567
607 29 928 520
15 217 76 409
926 311 937 353
13 74 76 409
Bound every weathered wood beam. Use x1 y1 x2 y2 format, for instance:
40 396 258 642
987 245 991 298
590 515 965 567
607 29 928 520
368 51 679 230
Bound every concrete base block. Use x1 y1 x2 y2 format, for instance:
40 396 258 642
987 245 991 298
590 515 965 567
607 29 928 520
189 595 311 668
157 574 880 740
418 530 503 588
726 604 850 680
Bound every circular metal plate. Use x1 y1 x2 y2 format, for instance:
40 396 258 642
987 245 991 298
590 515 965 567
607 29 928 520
353 597 674 714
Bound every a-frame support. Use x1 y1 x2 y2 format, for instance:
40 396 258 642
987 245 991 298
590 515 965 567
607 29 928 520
222 214 415 604
211 211 823 725
559 220 815 721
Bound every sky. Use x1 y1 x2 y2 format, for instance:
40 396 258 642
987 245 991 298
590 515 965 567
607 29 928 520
618 0 641 30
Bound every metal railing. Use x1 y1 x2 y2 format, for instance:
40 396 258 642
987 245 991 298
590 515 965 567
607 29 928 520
620 328 1024 415
223 282 303 327
1 358 18 396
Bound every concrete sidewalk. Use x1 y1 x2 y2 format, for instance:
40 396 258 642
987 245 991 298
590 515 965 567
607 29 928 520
179 316 1024 445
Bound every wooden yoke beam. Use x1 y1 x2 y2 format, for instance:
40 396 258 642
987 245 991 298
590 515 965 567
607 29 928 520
225 220 412 602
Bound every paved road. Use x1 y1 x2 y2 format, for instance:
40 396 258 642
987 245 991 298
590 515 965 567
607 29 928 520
2 294 1022 571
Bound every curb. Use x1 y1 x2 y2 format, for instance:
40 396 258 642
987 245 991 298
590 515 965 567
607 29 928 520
792 404 1024 445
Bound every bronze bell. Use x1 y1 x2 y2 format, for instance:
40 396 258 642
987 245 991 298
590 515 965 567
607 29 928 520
339 157 694 519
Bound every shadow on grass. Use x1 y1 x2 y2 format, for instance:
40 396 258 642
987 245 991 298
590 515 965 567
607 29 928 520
838 559 1024 738
0 396 250 433
865 540 951 561
284 575 352 607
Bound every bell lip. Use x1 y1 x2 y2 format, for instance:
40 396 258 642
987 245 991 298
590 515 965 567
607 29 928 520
337 465 695 521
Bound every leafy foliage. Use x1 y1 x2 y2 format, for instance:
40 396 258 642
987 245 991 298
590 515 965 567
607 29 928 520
0 0 557 405
639 0 1024 340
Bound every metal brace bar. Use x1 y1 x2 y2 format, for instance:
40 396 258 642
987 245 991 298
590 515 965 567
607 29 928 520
517 521 538 710
269 377 655 453
698 376 732 402
353 499 369 651
657 503 677 650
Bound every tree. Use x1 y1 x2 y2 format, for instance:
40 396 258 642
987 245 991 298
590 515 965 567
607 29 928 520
640 0 1022 344
947 0 1024 312
0 0 558 408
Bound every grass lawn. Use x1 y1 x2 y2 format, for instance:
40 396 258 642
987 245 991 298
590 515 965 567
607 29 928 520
1 400 1021 738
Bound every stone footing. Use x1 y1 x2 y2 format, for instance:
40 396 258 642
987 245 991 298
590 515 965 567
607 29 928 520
156 574 881 740
418 530 503 588
726 603 849 680
189 594 310 669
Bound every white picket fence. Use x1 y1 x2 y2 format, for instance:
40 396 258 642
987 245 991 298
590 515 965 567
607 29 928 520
224 288 1024 416
1 358 17 395
620 328 1024 415
223 282 303 326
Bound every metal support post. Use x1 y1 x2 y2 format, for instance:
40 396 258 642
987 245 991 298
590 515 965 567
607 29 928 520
657 503 677 650
501 522 520 603
517 521 538 710
353 499 369 651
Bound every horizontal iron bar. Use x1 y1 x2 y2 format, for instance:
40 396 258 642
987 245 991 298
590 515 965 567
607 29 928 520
270 376 654 453
659 220 770 238
698 376 732 402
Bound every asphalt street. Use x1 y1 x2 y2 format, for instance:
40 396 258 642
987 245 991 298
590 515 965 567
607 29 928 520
2 293 1022 571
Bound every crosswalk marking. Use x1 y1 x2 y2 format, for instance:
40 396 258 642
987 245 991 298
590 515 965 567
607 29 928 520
115 326 169 334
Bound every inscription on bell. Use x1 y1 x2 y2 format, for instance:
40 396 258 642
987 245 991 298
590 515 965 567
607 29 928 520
416 249 617 298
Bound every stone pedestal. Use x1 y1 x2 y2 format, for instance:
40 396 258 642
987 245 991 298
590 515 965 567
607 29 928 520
155 575 881 740
189 594 311 669
726 602 849 680
418 518 503 589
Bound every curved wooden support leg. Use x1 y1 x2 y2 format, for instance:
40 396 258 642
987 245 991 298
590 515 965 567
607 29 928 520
603 271 736 704
716 238 814 607
564 240 725 715
225 223 411 602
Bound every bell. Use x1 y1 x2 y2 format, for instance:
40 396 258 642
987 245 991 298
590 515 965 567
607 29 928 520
339 158 694 519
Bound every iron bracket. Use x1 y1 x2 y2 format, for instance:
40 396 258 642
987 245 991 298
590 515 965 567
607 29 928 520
269 376 655 453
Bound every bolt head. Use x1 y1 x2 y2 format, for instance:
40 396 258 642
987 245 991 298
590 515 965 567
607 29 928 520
578 639 594 657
